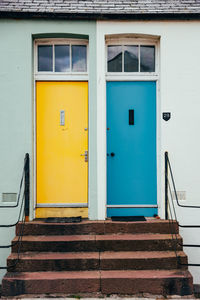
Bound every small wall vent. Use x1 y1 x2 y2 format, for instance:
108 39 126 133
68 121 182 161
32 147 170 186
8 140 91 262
2 193 17 203
172 191 186 201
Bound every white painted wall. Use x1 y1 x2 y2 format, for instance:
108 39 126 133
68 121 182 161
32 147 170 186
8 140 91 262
96 20 200 284
1 18 200 287
0 18 97 284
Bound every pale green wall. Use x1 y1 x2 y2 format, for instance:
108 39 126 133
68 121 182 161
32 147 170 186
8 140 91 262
0 18 97 282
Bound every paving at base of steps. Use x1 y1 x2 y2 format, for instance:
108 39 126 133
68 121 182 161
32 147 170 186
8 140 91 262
3 296 200 300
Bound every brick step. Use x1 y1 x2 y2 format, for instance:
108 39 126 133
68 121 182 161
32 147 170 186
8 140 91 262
2 269 193 297
12 234 182 253
7 251 188 272
16 219 178 236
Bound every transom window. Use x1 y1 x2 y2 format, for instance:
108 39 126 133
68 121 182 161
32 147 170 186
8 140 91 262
107 44 155 73
36 41 88 73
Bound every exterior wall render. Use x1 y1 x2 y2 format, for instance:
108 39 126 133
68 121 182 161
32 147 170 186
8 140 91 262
0 18 97 282
96 20 200 284
1 17 200 286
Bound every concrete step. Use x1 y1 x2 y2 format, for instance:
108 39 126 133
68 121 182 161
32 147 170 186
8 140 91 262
2 269 193 297
12 234 183 253
7 251 188 272
16 219 179 236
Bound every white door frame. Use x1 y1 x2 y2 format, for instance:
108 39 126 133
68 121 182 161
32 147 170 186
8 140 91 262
31 38 89 220
96 33 162 220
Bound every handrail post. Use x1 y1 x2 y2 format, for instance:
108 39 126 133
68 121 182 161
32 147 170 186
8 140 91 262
24 153 30 219
165 151 168 220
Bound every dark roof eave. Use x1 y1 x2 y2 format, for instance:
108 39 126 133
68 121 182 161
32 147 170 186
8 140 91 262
0 11 200 20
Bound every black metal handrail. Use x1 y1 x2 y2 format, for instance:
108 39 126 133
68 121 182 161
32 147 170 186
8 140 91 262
0 153 29 270
165 151 200 267
165 152 200 225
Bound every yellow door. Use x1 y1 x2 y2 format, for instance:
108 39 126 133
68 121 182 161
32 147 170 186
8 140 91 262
36 82 88 218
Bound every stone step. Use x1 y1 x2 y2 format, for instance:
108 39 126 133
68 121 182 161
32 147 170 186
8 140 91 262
100 251 187 271
16 219 178 236
100 269 193 295
12 234 183 253
7 251 188 272
2 269 193 297
8 252 99 272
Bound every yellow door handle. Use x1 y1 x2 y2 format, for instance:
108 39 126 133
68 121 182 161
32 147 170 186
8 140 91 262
80 151 88 162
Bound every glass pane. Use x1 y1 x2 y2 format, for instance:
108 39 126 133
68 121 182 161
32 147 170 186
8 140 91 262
55 45 70 72
107 46 122 72
72 45 87 72
140 46 155 72
38 45 53 72
124 46 138 72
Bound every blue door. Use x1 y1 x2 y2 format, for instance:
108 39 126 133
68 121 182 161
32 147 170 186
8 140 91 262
107 81 157 217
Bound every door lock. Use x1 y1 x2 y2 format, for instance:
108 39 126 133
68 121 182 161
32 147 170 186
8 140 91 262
80 150 88 162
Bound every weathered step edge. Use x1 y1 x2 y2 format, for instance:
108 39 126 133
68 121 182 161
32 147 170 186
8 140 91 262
2 270 193 297
11 234 183 253
16 220 179 236
101 270 193 296
7 251 188 272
